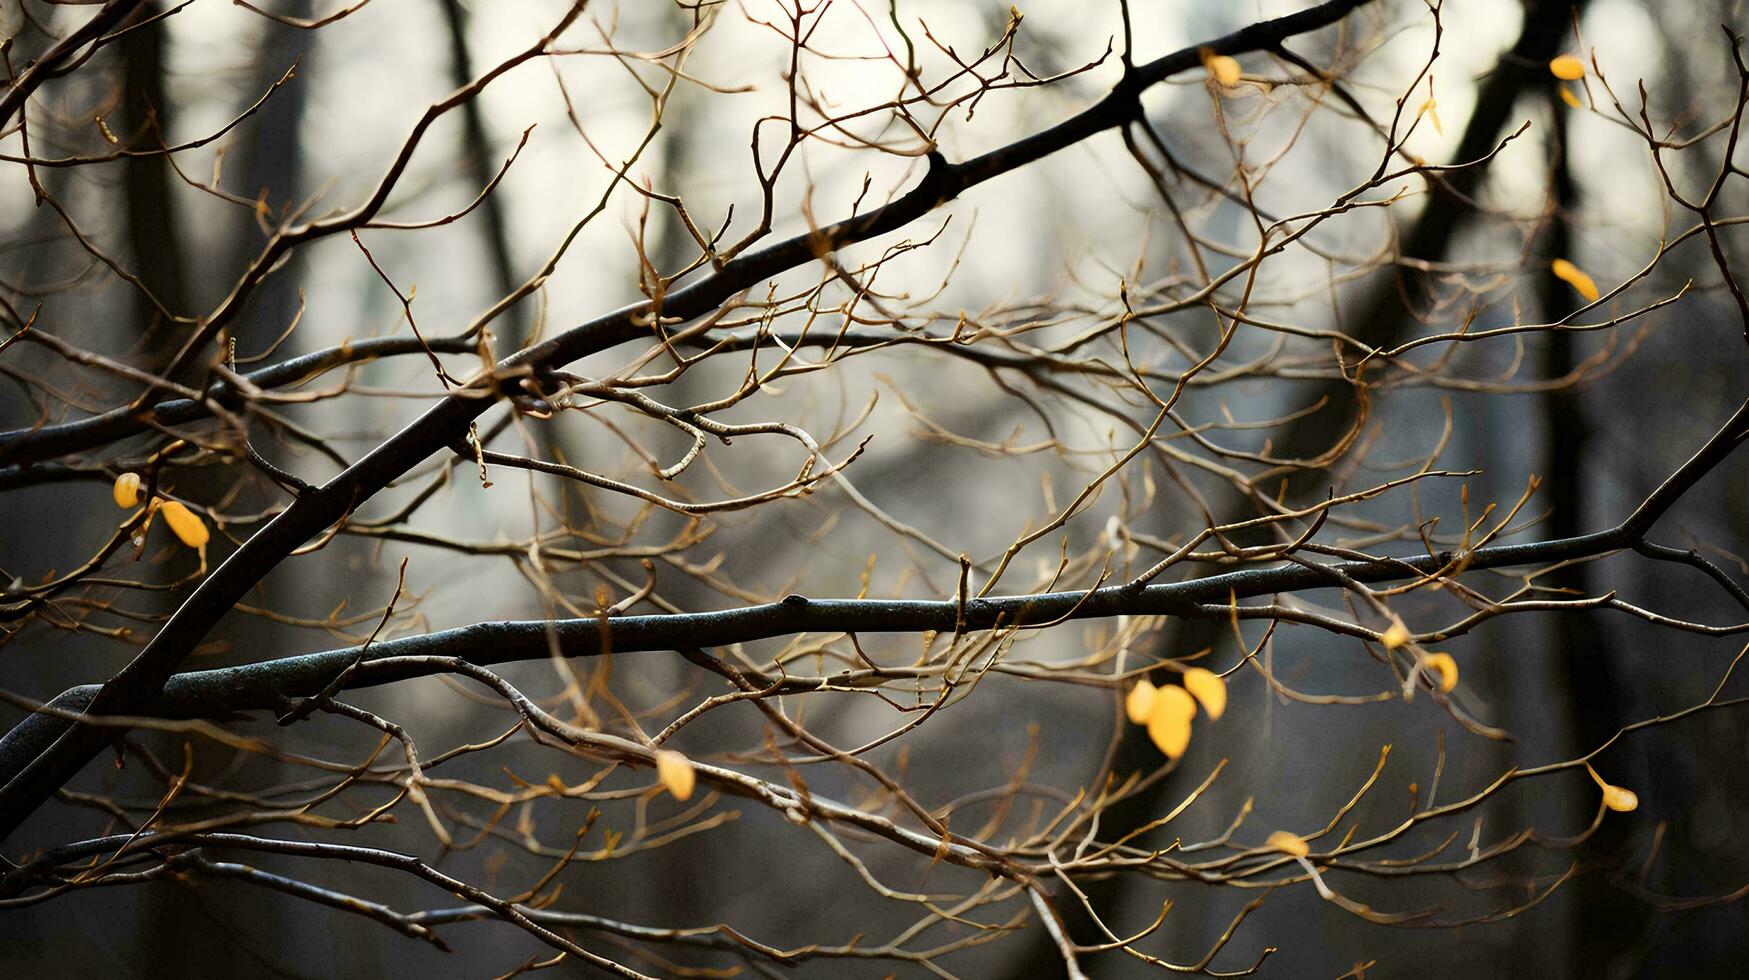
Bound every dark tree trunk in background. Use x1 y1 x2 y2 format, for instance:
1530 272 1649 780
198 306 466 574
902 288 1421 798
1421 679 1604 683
1537 86 1641 977
118 0 188 337
442 0 523 350
232 1 313 347
1278 0 1589 465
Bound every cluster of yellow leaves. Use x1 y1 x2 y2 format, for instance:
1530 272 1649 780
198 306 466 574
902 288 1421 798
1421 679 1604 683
655 749 696 801
1550 54 1589 110
1587 763 1638 813
1379 619 1459 693
112 472 208 550
1125 667 1227 760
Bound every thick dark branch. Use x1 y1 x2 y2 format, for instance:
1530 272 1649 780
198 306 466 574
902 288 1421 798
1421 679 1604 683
1 442 1733 785
0 334 476 478
0 1 150 128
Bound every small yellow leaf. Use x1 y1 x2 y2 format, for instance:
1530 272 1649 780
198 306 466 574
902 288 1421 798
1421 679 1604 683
1549 54 1586 81
1587 764 1638 813
1202 50 1241 88
1125 678 1158 725
1559 85 1582 109
1380 622 1410 650
1422 652 1459 693
655 749 696 801
1182 667 1227 721
1146 685 1196 759
1266 830 1309 858
158 500 208 549
1417 97 1443 136
1551 258 1600 302
113 472 142 509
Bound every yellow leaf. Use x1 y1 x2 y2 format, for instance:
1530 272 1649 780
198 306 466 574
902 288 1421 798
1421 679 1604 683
1146 685 1196 759
1380 622 1410 650
1602 784 1639 812
1202 50 1241 88
1551 258 1600 302
158 500 208 549
1266 830 1309 858
655 749 696 801
1559 85 1582 109
1182 667 1227 721
1549 54 1586 80
1125 678 1158 725
1417 97 1443 136
1422 652 1459 693
113 472 142 509
1587 764 1638 813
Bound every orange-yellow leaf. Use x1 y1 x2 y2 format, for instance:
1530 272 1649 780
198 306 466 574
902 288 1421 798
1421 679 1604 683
1146 685 1196 759
1202 51 1241 88
158 500 208 549
1182 667 1227 721
1587 763 1638 813
1422 652 1459 693
1601 784 1638 812
1125 678 1158 725
655 749 696 801
1559 85 1582 109
113 472 142 509
1549 54 1586 80
1266 830 1309 858
1551 258 1600 302
1380 622 1410 650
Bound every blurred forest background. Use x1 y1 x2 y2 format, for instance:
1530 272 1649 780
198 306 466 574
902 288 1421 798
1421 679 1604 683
3 0 1749 976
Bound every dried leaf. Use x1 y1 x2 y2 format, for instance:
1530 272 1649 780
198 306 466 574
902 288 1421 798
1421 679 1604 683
1380 622 1410 650
1146 685 1196 759
1422 652 1459 692
1549 54 1586 80
1125 678 1158 725
1601 784 1639 812
1551 258 1600 302
1417 97 1443 136
1587 763 1638 813
1202 51 1241 88
158 500 209 549
1182 667 1227 721
655 749 696 801
1266 830 1309 858
113 472 142 509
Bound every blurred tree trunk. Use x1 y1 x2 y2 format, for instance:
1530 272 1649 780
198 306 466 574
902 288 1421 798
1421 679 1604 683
441 0 522 350
118 0 188 338
1536 85 1641 977
230 1 313 350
